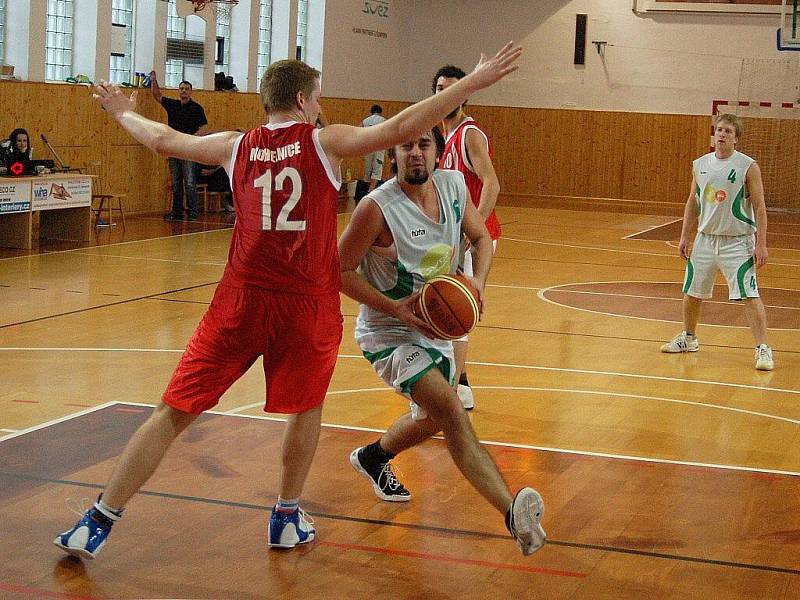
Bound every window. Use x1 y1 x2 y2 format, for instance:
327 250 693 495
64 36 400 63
0 0 6 65
296 0 307 61
110 0 135 84
215 4 231 72
46 0 75 81
166 0 186 86
256 0 272 83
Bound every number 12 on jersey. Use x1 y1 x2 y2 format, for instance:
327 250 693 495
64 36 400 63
254 167 306 231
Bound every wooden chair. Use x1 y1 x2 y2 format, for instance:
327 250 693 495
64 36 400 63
88 162 126 228
195 183 210 212
166 182 216 213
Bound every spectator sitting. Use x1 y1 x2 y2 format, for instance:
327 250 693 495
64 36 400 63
199 164 234 213
214 72 239 92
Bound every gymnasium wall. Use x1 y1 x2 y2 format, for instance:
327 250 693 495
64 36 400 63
2 82 796 213
322 0 787 116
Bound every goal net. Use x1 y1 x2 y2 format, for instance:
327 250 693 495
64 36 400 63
712 55 800 213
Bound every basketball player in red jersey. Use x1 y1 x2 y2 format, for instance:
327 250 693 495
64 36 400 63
433 64 502 411
54 43 523 559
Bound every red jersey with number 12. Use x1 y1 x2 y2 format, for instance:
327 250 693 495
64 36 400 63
221 121 341 294
441 117 501 240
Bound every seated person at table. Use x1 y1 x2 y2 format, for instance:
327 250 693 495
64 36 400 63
198 164 234 212
9 129 32 162
1 128 32 172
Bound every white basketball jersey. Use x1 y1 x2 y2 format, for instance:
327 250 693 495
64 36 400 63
356 169 468 334
693 151 756 236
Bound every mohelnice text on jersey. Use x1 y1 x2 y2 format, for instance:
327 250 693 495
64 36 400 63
250 142 302 163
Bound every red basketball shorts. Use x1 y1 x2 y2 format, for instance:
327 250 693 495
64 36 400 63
162 284 343 414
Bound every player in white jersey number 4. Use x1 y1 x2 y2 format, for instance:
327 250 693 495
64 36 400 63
661 113 773 371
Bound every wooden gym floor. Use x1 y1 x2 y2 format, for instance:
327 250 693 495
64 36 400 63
1 200 799 599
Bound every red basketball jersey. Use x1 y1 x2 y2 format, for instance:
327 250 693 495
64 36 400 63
441 117 501 240
221 122 341 294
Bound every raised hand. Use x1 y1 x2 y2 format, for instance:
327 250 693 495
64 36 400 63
468 41 523 90
92 82 138 118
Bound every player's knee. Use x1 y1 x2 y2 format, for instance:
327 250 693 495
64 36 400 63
420 390 464 427
154 402 197 433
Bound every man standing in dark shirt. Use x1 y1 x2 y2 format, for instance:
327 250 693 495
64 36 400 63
149 71 208 221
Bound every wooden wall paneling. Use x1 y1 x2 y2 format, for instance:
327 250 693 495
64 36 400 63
3 81 797 213
620 112 708 204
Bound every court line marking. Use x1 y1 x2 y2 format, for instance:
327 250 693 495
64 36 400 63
545 286 800 312
503 236 800 265
7 466 795 577
1 349 796 398
0 226 233 262
228 386 800 426
0 281 219 329
5 398 797 477
537 281 800 331
0 401 120 442
9 468 798 577
316 540 586 578
4 400 800 576
622 218 681 239
69 251 227 267
2 347 797 404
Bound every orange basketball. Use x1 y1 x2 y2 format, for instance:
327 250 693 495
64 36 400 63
414 274 480 340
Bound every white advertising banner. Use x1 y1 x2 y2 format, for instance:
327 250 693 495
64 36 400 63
0 180 32 214
31 177 92 211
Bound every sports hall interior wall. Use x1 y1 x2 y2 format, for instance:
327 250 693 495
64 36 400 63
2 81 797 213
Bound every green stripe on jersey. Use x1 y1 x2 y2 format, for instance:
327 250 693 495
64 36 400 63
736 257 755 298
683 259 694 294
363 347 397 364
382 260 415 300
731 187 756 227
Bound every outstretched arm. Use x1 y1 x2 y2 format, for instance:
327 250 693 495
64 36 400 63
319 42 522 163
149 71 163 104
93 83 238 167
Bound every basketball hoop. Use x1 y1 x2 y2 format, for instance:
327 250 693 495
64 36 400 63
189 0 238 12
161 0 239 19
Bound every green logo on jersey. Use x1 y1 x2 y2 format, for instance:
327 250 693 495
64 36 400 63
453 198 462 222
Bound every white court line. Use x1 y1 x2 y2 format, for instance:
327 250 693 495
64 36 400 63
0 348 797 397
0 227 232 262
503 235 800 265
229 385 799 425
0 401 120 442
487 283 542 291
225 387 392 414
546 287 800 312
537 281 800 331
622 218 681 240
215 402 800 478
70 251 226 267
2 400 797 478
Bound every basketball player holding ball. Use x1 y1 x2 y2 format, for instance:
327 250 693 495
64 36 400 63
338 130 546 556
